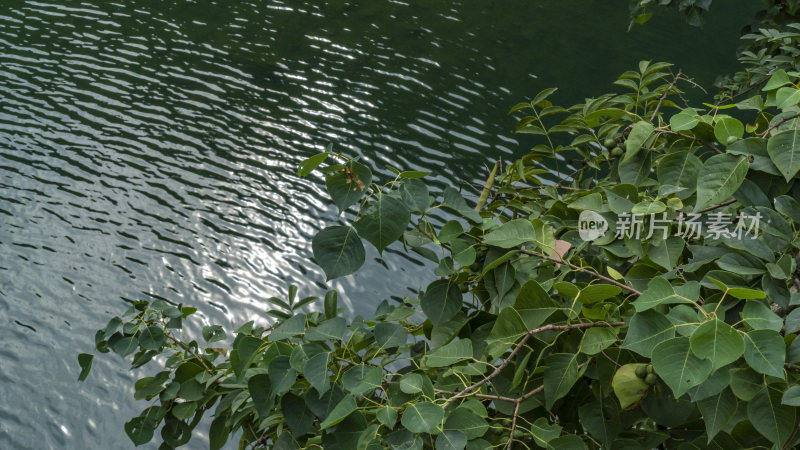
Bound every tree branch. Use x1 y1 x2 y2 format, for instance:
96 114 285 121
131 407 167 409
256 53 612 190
759 111 800 138
166 334 214 374
520 250 642 295
650 69 682 121
444 322 624 407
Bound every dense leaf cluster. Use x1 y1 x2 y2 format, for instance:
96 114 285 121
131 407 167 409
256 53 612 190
80 7 800 450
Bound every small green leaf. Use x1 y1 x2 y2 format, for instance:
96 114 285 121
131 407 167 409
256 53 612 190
77 353 94 381
297 151 329 177
633 278 691 312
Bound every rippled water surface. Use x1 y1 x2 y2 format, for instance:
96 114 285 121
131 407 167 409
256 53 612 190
0 0 754 448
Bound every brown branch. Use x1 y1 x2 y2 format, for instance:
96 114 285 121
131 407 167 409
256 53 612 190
783 418 800 450
513 184 583 192
759 111 800 138
650 69 682 122
698 198 737 213
166 334 214 374
520 250 642 296
506 401 521 450
444 322 623 407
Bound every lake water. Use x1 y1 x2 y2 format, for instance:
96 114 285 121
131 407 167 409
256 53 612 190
0 0 754 448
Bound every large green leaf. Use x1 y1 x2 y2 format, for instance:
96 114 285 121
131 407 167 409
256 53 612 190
612 364 650 409
482 219 536 248
424 339 473 368
320 394 357 429
325 159 373 212
657 150 702 198
543 353 579 409
248 374 274 419
651 337 712 397
304 352 333 395
713 117 744 144
374 323 408 350
268 356 296 394
421 279 463 326
647 236 685 270
743 330 785 378
400 402 444 434
669 108 701 131
623 121 654 163
622 310 675 357
689 319 744 372
354 193 410 254
435 431 467 450
486 307 528 358
767 129 800 181
741 300 783 332
580 327 617 355
697 388 738 442
747 386 796 446
693 154 749 212
312 226 365 280
444 407 488 440
341 364 383 395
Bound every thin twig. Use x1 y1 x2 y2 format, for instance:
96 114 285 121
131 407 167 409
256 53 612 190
650 69 682 121
444 322 624 407
506 401 521 450
520 250 642 295
166 334 214 374
759 111 800 137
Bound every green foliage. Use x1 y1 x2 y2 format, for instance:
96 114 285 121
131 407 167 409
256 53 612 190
81 7 800 450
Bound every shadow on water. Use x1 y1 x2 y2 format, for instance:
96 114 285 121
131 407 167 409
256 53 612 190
0 0 756 447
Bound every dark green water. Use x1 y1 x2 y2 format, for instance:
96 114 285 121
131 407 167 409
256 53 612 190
0 1 755 448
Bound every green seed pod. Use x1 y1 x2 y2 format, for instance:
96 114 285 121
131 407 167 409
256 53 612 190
645 373 658 385
469 261 482 272
635 365 648 379
604 137 616 148
611 147 623 156
646 364 654 374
